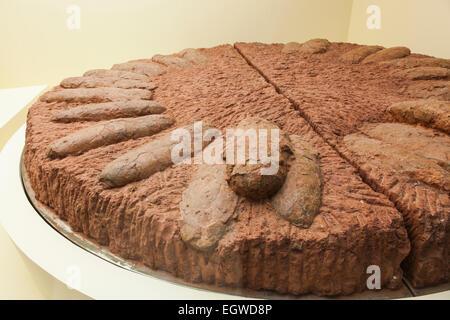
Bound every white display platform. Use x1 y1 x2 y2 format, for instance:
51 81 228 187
0 85 47 128
1 126 448 300
0 126 242 300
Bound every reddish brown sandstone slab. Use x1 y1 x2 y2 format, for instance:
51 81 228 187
25 44 410 296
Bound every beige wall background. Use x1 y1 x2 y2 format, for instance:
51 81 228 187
0 0 449 299
0 0 354 89
348 0 450 58
3 0 449 89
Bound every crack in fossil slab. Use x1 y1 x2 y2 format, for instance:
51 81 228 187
341 122 450 286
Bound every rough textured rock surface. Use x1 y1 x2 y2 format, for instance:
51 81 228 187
225 117 292 200
47 114 174 158
235 42 448 288
271 135 322 228
387 100 450 134
25 44 411 296
340 45 384 64
298 39 330 54
235 42 407 147
60 76 156 90
51 101 166 123
341 123 449 287
362 46 411 64
380 57 450 69
404 81 450 101
180 164 239 251
391 67 449 80
40 87 152 103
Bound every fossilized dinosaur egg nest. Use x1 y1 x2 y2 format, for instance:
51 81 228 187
24 40 449 296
